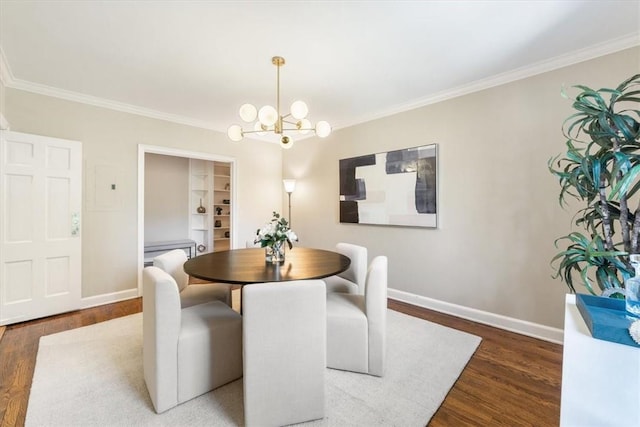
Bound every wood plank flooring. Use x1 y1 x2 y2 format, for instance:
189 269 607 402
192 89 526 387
0 297 562 427
388 300 562 426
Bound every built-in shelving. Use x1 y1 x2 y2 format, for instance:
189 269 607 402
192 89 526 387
212 161 232 252
189 159 213 254
188 160 233 254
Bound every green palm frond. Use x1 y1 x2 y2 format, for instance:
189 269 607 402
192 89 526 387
551 74 640 295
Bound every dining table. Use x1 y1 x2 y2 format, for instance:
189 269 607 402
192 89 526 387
183 246 351 285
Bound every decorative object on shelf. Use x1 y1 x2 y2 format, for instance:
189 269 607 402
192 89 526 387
625 254 640 317
223 199 230 204
215 207 223 215
224 183 230 190
215 220 222 228
197 244 206 253
227 56 332 149
225 231 230 238
196 198 206 214
255 211 298 263
630 320 640 345
283 179 296 228
549 74 640 297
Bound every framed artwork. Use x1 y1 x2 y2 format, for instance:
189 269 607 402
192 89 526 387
339 144 438 227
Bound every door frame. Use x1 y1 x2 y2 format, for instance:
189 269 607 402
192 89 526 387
137 145 237 296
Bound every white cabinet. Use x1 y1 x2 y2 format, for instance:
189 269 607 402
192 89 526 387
560 294 640 426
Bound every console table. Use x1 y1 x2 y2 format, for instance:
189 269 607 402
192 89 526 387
560 294 640 426
143 239 196 266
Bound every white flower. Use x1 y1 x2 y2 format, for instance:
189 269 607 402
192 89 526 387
255 211 298 248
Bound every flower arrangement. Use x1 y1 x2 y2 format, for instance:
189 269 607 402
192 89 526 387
254 211 298 250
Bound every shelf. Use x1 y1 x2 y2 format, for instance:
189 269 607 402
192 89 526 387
214 237 230 241
214 214 230 217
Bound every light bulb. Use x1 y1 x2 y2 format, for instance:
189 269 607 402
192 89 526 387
227 124 243 142
315 121 332 138
298 119 311 135
290 101 308 120
254 121 267 136
280 135 294 149
258 105 278 126
239 104 257 122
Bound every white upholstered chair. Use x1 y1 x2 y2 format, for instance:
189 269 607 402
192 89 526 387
326 255 388 376
323 242 367 294
242 280 326 426
153 249 232 307
142 266 243 413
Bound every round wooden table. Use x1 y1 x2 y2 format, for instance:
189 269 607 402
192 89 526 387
183 247 351 284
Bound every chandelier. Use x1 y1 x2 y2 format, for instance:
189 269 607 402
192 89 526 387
227 56 331 149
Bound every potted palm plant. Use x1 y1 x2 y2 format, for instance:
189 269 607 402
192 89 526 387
549 74 640 297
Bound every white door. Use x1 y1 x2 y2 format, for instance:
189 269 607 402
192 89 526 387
0 131 82 325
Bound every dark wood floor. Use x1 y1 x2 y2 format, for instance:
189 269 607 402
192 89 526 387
0 298 562 427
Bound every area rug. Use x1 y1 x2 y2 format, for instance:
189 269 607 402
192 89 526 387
26 310 481 426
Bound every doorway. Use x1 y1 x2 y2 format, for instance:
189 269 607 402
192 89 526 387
137 145 236 296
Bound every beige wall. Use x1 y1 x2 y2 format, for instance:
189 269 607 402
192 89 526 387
3 47 638 330
144 153 189 242
283 47 639 330
4 89 282 298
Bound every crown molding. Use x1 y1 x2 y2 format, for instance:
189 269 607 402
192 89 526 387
2 33 638 133
0 48 218 131
8 77 218 131
341 33 640 129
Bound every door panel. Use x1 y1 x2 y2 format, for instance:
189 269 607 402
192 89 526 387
47 177 71 239
1 131 82 325
6 174 34 242
4 260 33 303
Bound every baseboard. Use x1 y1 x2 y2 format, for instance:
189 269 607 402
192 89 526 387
388 288 564 344
81 289 140 310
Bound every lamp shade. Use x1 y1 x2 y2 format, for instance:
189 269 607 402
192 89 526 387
258 105 278 126
315 121 332 138
283 179 296 193
290 101 308 120
239 104 258 122
254 121 267 136
227 124 243 141
280 135 294 149
298 118 311 134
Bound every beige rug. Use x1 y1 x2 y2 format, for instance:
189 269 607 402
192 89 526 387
26 310 481 426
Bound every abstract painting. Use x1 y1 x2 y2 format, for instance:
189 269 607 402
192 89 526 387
339 144 438 227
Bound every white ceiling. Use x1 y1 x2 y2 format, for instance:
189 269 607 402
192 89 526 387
1 1 639 141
